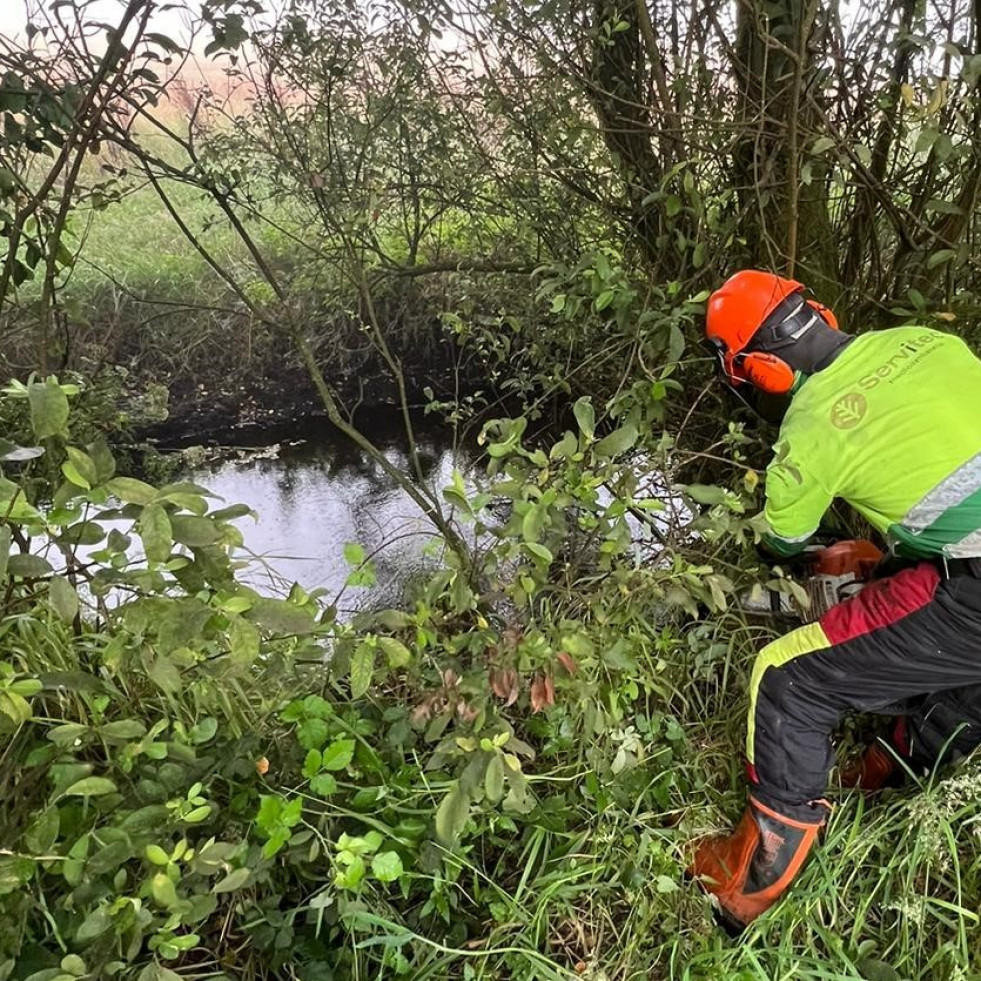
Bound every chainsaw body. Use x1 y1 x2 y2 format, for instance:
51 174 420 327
741 540 884 622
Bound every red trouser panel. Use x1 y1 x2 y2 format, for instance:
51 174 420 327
748 563 981 821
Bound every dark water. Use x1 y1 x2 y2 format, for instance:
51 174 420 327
187 414 475 614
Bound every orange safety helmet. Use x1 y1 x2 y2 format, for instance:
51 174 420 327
706 270 839 394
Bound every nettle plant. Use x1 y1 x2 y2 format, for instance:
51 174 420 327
0 376 330 977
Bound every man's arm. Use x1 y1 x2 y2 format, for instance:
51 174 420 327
761 439 835 558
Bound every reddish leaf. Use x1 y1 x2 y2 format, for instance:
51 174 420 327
556 652 579 675
455 699 478 723
442 668 460 689
489 668 520 706
530 672 555 713
255 757 270 776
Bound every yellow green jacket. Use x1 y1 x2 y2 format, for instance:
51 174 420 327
764 326 981 558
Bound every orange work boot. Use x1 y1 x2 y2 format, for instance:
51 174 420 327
689 795 825 932
839 741 899 791
840 718 910 792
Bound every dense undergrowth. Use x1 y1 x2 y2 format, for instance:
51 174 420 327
2 376 981 981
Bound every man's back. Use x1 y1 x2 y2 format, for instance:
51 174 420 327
765 326 981 557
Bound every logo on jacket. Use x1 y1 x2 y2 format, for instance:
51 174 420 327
830 392 867 429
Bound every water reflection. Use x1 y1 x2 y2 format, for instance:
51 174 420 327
189 417 474 615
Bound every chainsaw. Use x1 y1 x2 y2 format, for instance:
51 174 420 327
740 540 884 622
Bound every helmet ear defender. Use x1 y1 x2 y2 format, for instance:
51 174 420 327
737 352 797 394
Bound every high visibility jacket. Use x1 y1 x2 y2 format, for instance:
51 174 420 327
764 326 981 558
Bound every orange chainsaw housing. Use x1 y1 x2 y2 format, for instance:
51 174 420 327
808 540 883 579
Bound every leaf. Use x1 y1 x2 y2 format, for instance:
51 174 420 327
683 483 728 506
49 577 79 622
572 398 595 439
344 542 366 565
664 194 682 217
594 423 638 458
75 905 112 943
248 597 315 636
146 845 170 865
0 438 44 462
63 776 117 797
530 673 555 713
100 720 146 741
0 524 9 580
140 504 172 564
525 542 553 564
350 645 374 698
320 738 355 771
371 851 403 883
65 447 98 487
377 636 411 668
310 773 338 796
485 754 505 803
489 667 519 706
927 248 957 270
152 872 180 908
106 476 157 505
556 652 579 674
170 516 220 547
8 553 53 578
435 781 470 846
228 616 260 667
28 379 69 439
212 867 250 893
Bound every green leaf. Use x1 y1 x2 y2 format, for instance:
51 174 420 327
212 867 250 893
344 542 366 565
146 844 170 865
106 477 157 505
572 397 595 439
485 754 505 803
75 905 112 943
24 805 59 853
28 379 69 439
248 597 315 635
811 135 835 154
49 577 79 622
350 645 374 698
594 423 638 458
152 872 180 908
435 781 469 846
228 616 260 666
100 719 146 741
0 690 33 724
302 749 322 778
170 515 220 547
65 447 98 487
63 776 117 797
684 483 729 506
664 194 682 217
927 248 957 270
60 954 86 977
310 773 338 796
594 289 615 312
525 542 553 564
320 738 355 771
8 553 53 578
140 504 172 564
370 850 403 883
377 636 411 668
0 524 10 580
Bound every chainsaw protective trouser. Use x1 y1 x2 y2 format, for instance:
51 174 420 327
746 561 981 821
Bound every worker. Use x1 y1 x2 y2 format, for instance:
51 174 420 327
689 269 981 931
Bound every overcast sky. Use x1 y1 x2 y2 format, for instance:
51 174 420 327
0 1 200 43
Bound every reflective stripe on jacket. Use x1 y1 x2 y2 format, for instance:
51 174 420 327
764 326 981 558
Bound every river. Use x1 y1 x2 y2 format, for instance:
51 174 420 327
184 413 476 616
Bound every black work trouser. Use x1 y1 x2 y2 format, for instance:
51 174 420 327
745 561 981 821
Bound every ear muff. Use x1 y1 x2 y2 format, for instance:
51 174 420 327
806 299 838 330
738 352 796 394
